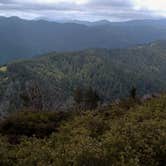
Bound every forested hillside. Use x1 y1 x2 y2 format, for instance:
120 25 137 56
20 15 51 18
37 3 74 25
1 16 166 64
0 41 166 114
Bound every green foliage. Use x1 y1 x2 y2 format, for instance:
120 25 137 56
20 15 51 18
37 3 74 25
0 111 70 138
2 41 166 113
130 86 137 99
0 95 165 165
74 87 83 104
74 86 101 110
20 81 43 110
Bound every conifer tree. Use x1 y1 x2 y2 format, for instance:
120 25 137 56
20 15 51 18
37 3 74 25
130 86 137 99
74 87 83 104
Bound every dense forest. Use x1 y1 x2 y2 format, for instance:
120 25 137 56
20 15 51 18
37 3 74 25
1 41 166 115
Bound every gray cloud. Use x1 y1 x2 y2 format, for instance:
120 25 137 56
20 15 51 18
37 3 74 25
0 0 13 3
88 0 133 7
0 0 165 21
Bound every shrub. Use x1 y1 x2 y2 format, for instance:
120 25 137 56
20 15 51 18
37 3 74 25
0 110 70 138
0 96 165 165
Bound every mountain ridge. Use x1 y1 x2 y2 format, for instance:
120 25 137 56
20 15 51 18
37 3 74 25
1 16 166 64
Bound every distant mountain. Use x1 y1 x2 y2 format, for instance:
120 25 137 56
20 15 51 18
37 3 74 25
1 41 166 113
1 17 166 64
62 19 111 26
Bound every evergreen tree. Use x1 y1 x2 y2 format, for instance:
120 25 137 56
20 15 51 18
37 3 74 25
74 87 83 104
74 86 100 110
130 86 137 99
84 87 100 110
20 81 43 110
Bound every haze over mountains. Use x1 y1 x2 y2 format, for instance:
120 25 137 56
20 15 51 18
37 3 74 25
1 16 166 64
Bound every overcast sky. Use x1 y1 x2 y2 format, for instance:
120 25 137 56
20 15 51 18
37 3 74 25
0 0 166 21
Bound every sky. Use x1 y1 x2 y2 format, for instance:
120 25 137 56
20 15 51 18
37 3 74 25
0 0 166 21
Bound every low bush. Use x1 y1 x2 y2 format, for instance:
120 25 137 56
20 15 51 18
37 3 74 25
0 96 165 165
0 110 70 138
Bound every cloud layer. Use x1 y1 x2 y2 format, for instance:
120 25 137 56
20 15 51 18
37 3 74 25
0 0 166 21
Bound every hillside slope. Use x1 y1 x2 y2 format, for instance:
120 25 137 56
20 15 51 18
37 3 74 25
0 94 165 165
1 41 166 113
